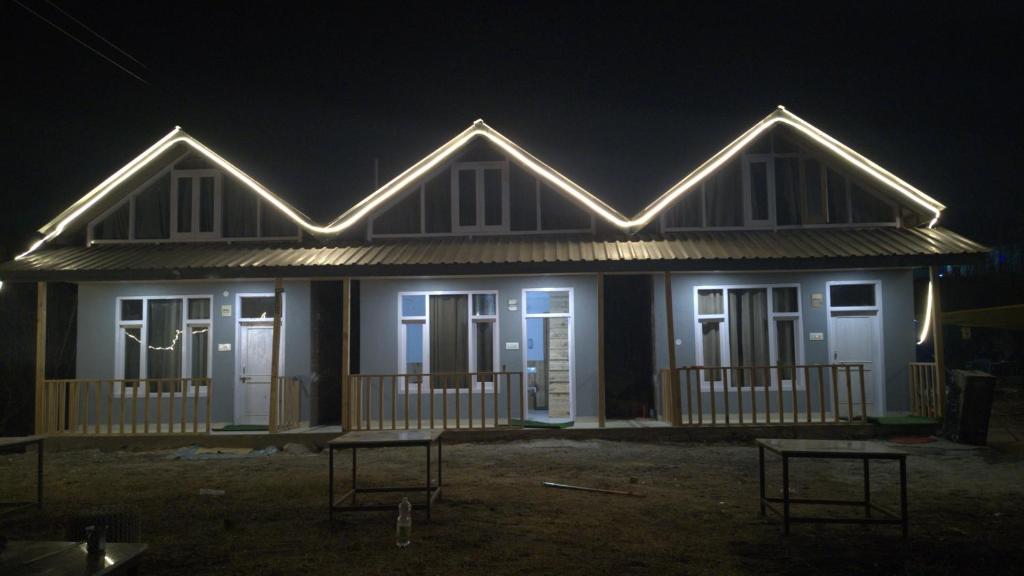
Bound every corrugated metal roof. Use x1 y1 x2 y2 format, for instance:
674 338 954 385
0 227 988 280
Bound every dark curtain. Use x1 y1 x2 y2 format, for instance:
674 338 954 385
430 295 468 384
147 299 182 390
706 161 743 226
222 178 258 237
728 289 769 386
134 174 170 239
774 157 801 225
94 203 130 239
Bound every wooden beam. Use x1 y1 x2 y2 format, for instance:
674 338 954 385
663 271 681 426
34 282 47 435
341 277 352 430
597 273 606 427
929 267 946 416
269 278 283 433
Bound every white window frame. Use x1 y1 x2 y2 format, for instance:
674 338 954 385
521 287 575 421
170 169 222 240
451 161 510 234
742 155 775 227
113 295 213 396
397 290 500 393
693 284 805 391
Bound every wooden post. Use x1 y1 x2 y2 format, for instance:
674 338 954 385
663 271 681 426
34 282 47 435
341 278 352 430
929 267 946 416
597 273 606 427
269 278 283 433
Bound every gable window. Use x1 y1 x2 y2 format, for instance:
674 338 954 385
171 170 221 239
115 295 212 395
398 291 499 391
694 285 803 389
743 156 773 225
452 162 508 232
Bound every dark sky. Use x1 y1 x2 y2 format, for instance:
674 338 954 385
3 0 1023 259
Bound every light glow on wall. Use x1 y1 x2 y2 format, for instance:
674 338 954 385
917 280 933 345
17 107 947 259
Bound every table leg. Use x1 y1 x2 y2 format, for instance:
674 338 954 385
37 440 43 509
438 438 443 499
426 443 432 522
863 458 871 518
351 447 358 506
758 446 766 516
782 455 790 535
900 456 908 539
329 446 334 521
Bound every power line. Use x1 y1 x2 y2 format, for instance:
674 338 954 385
42 0 148 69
12 0 149 86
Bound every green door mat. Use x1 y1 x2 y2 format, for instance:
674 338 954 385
510 419 575 429
212 424 269 432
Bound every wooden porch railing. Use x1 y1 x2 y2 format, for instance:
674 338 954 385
271 376 301 432
38 378 212 435
909 362 942 417
345 372 525 431
660 364 868 426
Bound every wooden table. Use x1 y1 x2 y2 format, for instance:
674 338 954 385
0 541 147 575
756 438 909 538
0 436 44 514
328 430 443 521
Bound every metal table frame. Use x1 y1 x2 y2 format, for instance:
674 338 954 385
0 436 44 514
328 431 443 522
756 438 908 538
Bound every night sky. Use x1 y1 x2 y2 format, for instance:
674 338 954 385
3 0 1022 259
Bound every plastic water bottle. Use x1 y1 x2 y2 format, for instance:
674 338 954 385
396 497 412 547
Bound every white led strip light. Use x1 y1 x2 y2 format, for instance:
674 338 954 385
917 280 933 345
16 107 946 260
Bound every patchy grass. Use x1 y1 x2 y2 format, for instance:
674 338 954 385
1 437 1022 575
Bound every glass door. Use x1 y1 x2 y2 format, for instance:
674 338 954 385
524 289 573 422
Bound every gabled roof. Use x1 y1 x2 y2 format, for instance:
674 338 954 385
25 127 320 259
326 119 630 230
16 107 952 261
633 106 947 229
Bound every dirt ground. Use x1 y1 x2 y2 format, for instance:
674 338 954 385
3 388 1023 575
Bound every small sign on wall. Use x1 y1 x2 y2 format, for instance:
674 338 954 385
505 341 520 350
508 298 519 311
218 343 232 352
810 293 824 308
221 304 232 317
809 332 824 341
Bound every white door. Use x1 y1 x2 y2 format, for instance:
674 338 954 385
830 314 881 418
238 324 274 425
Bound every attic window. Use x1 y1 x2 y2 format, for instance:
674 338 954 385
171 170 221 239
452 162 507 233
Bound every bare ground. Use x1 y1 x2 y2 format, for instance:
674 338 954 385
2 428 1023 576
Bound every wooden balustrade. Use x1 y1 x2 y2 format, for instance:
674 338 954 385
909 362 942 417
659 364 868 426
38 378 212 435
345 372 525 431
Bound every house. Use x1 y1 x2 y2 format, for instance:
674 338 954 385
0 106 987 435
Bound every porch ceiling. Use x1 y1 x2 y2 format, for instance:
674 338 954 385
0 227 988 281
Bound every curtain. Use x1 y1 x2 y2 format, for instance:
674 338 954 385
701 322 721 382
705 161 743 226
222 178 258 237
429 295 468 387
698 290 723 314
147 299 182 390
134 174 170 239
774 157 801 225
95 203 130 239
475 321 493 374
776 320 795 380
729 289 769 386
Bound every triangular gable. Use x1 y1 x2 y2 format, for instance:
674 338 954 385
632 106 946 231
20 128 319 259
327 120 631 231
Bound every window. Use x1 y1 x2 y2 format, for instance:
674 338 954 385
115 295 212 394
171 170 221 239
694 285 802 388
744 157 772 225
240 296 276 319
397 291 499 390
829 283 876 308
452 162 508 232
